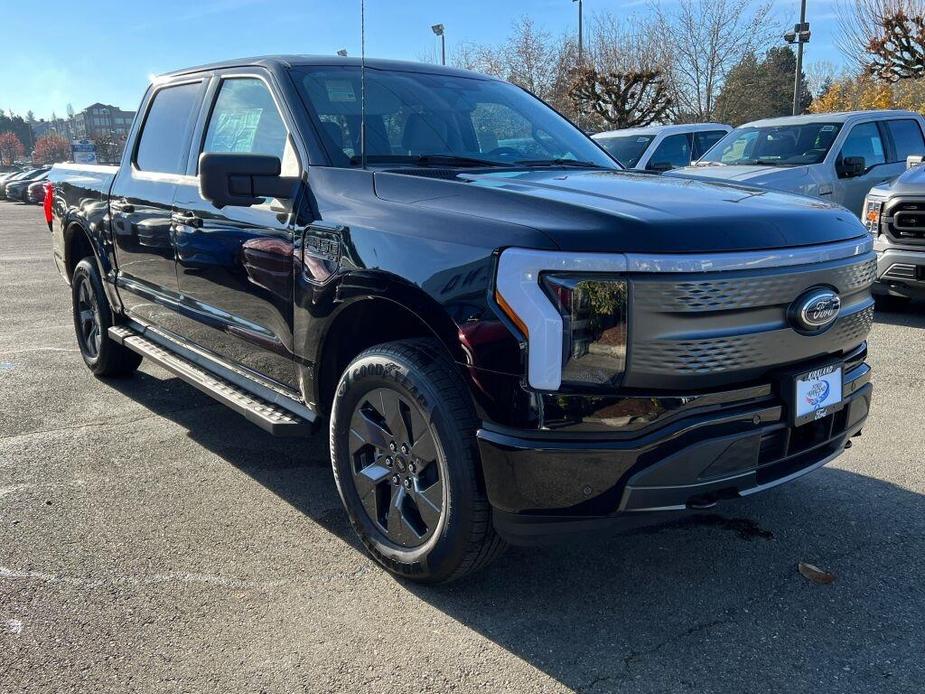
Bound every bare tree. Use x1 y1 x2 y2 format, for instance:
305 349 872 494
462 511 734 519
569 67 672 129
653 0 777 121
868 7 925 79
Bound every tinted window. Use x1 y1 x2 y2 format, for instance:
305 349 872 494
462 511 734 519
840 122 886 168
203 78 288 160
135 82 201 174
293 66 617 169
595 135 654 168
886 119 925 162
693 130 728 159
647 133 691 170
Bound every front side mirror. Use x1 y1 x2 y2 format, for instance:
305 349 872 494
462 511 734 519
199 153 299 209
838 155 866 179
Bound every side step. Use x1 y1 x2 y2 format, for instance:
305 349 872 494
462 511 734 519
109 325 312 437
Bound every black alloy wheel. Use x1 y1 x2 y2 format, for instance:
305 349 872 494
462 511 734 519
349 387 445 548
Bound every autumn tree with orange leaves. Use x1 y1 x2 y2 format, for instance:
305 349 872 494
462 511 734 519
0 132 25 166
33 134 71 165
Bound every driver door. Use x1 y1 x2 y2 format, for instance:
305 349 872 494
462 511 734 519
832 120 901 215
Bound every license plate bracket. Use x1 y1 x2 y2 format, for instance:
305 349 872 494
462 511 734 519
790 363 844 426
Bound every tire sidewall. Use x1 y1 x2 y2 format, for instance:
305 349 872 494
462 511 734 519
71 258 111 372
331 348 479 583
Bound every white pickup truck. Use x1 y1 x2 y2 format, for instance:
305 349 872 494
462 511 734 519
669 110 925 216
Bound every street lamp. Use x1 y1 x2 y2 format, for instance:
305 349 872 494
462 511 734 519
337 49 348 57
572 0 583 66
431 24 446 66
784 0 811 116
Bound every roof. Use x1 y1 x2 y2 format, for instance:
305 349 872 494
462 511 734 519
592 123 731 139
741 110 922 127
157 55 495 81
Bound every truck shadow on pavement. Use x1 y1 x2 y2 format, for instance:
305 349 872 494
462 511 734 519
873 300 925 328
104 372 925 692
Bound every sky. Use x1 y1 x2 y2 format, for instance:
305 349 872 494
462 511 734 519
2 0 845 120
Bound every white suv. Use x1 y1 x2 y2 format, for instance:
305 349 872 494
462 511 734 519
592 123 731 172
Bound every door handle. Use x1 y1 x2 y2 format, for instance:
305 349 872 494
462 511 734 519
171 211 203 228
111 198 134 214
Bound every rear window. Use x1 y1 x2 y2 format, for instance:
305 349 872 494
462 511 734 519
886 119 925 162
135 82 201 174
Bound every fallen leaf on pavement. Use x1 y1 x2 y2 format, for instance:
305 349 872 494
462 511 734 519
798 562 835 584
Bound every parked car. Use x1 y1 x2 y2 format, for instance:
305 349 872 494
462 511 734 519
0 169 32 197
863 156 925 303
669 111 925 216
6 169 49 202
26 178 47 204
592 123 731 171
49 56 874 583
2 167 49 199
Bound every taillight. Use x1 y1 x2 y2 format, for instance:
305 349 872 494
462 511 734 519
43 181 54 228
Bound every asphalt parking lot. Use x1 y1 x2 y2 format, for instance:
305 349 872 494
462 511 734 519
1 201 924 693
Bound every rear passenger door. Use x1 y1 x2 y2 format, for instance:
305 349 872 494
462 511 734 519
692 130 729 162
171 71 302 389
110 79 205 327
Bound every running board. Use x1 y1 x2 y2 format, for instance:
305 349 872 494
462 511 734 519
109 325 313 436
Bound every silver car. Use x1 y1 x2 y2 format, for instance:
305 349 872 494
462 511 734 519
669 110 925 215
592 123 731 171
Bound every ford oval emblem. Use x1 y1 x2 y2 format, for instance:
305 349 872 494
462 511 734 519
790 288 841 332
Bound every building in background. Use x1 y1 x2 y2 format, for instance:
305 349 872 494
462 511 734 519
31 117 76 142
72 103 135 140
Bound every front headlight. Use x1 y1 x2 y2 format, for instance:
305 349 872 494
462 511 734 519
540 273 627 388
863 197 882 235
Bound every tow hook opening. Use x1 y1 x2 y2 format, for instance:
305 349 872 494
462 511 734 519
687 487 740 510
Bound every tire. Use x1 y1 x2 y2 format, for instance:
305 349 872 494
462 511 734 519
71 257 142 377
330 339 506 583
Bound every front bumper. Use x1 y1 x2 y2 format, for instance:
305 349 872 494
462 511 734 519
480 363 871 544
874 247 925 298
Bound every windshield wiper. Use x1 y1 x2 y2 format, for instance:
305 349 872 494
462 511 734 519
350 154 506 168
515 158 610 169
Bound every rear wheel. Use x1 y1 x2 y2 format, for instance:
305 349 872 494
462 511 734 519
330 339 505 583
71 257 142 377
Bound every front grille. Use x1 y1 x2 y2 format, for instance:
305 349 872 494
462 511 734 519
884 200 925 244
634 258 877 312
626 252 876 389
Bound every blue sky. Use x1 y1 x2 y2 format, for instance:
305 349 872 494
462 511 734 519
3 0 844 120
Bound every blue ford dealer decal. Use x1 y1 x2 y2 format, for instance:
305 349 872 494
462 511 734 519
790 288 841 332
804 380 831 407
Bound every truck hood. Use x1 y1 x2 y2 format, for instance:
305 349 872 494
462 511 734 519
667 163 813 187
374 168 866 254
872 163 921 197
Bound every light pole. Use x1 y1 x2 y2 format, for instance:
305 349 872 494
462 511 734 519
431 24 446 66
784 0 811 116
572 0 583 65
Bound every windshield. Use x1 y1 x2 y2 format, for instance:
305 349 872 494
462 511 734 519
292 66 618 169
593 135 654 168
699 122 843 166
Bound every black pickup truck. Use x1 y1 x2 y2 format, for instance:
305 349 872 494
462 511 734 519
48 56 875 583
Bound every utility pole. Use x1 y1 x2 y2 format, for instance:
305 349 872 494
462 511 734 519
572 0 583 65
432 24 446 66
785 0 811 116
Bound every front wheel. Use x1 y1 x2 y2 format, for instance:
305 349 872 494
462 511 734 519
330 339 505 583
71 257 142 377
